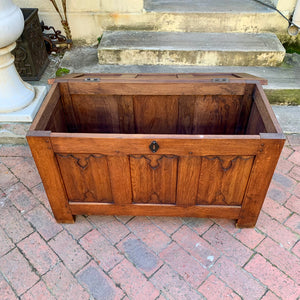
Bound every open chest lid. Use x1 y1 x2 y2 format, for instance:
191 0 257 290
50 73 268 85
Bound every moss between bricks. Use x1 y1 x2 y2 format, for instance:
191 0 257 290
265 89 300 106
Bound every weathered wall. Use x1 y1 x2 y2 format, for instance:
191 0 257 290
14 0 298 45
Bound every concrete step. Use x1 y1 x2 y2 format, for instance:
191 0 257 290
98 31 285 66
99 10 286 35
145 0 273 13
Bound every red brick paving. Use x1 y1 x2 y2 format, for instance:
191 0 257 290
284 213 300 235
289 165 300 181
109 259 160 300
18 232 59 275
262 196 291 223
292 241 300 257
0 226 14 257
266 182 291 204
261 290 280 300
31 183 52 211
256 237 300 284
288 151 300 166
159 242 209 288
245 254 300 300
0 162 18 190
77 260 124 300
24 204 63 241
48 230 91 273
0 142 299 299
256 211 298 249
294 182 300 198
0 248 39 296
79 229 123 272
198 274 241 300
202 224 253 266
172 225 219 268
127 216 171 253
5 182 39 214
1 157 41 189
20 281 56 300
0 202 34 243
150 264 204 299
42 263 89 299
212 256 266 300
285 194 300 214
88 215 130 245
234 227 265 249
63 215 93 239
0 273 18 300
117 233 163 277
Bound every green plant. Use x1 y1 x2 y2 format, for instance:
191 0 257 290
56 67 70 77
283 42 300 54
97 35 103 45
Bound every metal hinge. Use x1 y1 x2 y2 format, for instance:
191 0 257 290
84 78 100 82
212 78 229 83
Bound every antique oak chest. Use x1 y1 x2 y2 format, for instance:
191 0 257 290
27 73 285 227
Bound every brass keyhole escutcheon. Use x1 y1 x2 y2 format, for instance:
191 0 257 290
149 141 159 153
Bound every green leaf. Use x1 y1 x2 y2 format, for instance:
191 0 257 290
56 68 70 77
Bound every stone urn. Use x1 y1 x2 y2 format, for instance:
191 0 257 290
0 0 35 113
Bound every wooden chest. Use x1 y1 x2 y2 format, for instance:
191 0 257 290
27 73 285 227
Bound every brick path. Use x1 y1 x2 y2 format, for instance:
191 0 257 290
0 141 299 300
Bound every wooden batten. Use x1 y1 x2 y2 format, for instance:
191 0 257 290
69 203 241 219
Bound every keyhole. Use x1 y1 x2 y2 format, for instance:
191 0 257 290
149 141 159 153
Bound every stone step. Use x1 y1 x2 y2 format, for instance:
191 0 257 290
144 0 273 13
98 10 286 35
98 31 285 66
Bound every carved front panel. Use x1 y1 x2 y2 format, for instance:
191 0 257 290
197 155 254 205
130 155 178 204
56 154 113 203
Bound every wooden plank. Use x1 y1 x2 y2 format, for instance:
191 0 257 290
69 203 241 219
177 95 196 134
246 102 267 134
130 155 178 204
176 156 201 206
50 134 263 156
26 134 74 223
54 73 266 84
56 154 113 203
30 83 60 131
192 95 242 134
59 82 78 132
235 84 255 134
107 156 132 205
237 139 285 227
197 155 254 206
233 73 268 85
253 84 282 133
71 94 120 133
134 95 178 134
68 82 246 96
44 100 68 132
118 96 135 133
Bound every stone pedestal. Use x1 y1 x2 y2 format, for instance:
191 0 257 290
0 42 35 113
0 0 45 122
0 85 47 122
